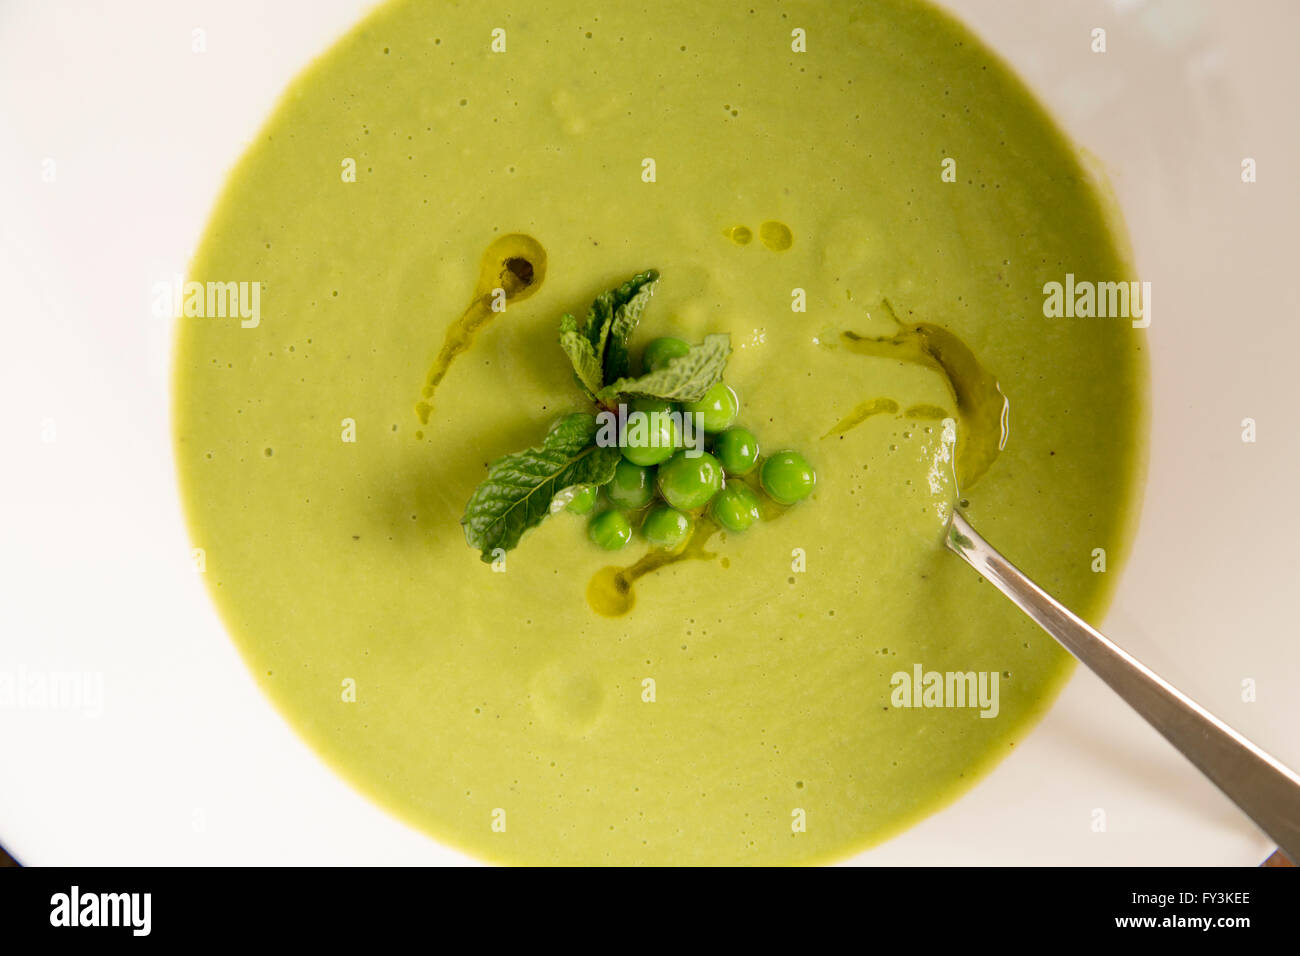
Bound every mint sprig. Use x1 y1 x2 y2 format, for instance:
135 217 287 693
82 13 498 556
461 270 732 561
600 272 658 383
596 333 731 405
460 413 622 562
558 269 659 399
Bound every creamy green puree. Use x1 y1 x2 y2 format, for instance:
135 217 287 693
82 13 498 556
174 0 1147 864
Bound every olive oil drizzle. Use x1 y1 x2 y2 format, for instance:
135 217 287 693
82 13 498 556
904 404 949 420
831 303 1009 489
415 233 547 426
586 472 785 617
587 517 722 617
823 398 899 438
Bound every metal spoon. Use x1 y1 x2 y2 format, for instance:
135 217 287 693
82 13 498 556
946 509 1300 863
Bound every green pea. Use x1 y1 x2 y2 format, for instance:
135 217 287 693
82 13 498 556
760 450 817 505
641 505 694 549
641 336 691 372
713 426 760 475
564 484 599 514
682 382 739 433
620 397 681 466
607 459 655 509
656 450 722 511
711 482 762 532
588 510 633 550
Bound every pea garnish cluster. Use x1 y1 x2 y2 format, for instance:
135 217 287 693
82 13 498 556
460 272 815 562
569 335 816 551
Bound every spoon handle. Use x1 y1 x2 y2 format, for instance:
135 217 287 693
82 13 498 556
946 510 1300 862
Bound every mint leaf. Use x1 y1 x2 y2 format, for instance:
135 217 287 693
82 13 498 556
585 268 658 357
601 270 659 383
597 333 731 404
559 315 603 400
558 270 659 398
460 413 621 562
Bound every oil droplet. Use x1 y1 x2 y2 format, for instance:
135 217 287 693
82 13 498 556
758 220 793 251
587 566 635 617
724 225 753 245
415 233 547 425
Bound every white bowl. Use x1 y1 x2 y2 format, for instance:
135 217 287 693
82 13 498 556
0 0 1294 864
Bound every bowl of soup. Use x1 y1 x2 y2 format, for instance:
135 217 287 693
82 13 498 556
0 0 1295 865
